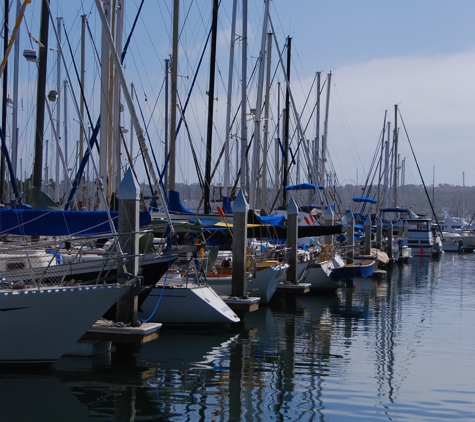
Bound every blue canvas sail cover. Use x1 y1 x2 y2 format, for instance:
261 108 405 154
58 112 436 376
221 196 233 214
0 209 151 236
284 183 324 191
168 190 194 214
352 196 377 204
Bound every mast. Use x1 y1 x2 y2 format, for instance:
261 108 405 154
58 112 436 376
79 14 86 209
274 81 280 206
169 0 179 192
0 0 8 201
98 1 110 210
321 72 331 188
282 36 291 206
260 30 272 213
32 0 50 192
54 17 62 203
11 0 20 196
204 0 218 215
314 71 320 195
112 0 124 204
383 121 390 209
63 78 68 193
164 59 169 190
224 0 237 200
240 0 248 193
393 104 398 207
248 0 269 212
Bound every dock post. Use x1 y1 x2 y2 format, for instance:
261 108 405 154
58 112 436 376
364 214 372 255
116 167 140 360
376 217 382 249
324 206 334 246
232 190 249 323
387 220 394 260
286 197 298 285
346 210 354 264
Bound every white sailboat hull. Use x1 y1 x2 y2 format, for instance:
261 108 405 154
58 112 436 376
0 284 128 367
298 260 341 291
206 263 288 304
138 284 240 325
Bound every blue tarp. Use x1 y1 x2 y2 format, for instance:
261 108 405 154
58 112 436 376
259 215 286 227
0 209 151 236
352 196 377 204
284 183 324 191
168 190 194 214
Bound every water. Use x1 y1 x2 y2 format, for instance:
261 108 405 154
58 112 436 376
2 253 475 421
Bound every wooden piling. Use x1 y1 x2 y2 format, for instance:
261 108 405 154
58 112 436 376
232 190 248 299
364 214 372 256
346 210 354 264
116 168 140 360
286 197 298 285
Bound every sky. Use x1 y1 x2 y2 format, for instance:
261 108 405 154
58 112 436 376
4 0 475 201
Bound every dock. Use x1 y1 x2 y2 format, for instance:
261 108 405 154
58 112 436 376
276 282 311 294
222 296 260 313
79 320 162 344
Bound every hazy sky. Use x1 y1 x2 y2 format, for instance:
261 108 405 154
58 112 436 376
268 0 475 187
9 1 475 196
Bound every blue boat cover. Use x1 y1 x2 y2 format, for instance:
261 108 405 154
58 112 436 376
352 196 377 204
168 190 194 214
0 209 151 236
284 183 324 191
221 196 233 214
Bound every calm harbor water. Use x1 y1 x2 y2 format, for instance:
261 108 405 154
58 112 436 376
2 253 475 421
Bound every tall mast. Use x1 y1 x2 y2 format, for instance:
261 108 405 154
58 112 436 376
32 0 50 192
314 71 321 191
240 0 248 192
383 121 390 208
0 0 8 201
112 0 124 202
249 0 269 211
169 0 179 192
164 58 169 190
224 0 237 200
393 104 398 207
260 31 272 213
321 72 331 188
78 14 86 209
204 0 219 215
11 0 21 194
282 36 291 206
54 17 62 203
63 78 68 191
98 1 110 210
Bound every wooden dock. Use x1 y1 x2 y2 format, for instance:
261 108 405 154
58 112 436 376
222 296 260 313
79 320 162 344
276 282 311 294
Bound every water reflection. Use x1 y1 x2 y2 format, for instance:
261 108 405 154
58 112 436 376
2 255 475 420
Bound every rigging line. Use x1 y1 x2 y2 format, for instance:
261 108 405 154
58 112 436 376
175 18 211 138
398 108 443 236
85 18 101 65
0 126 21 203
179 100 205 194
61 18 94 131
287 73 317 169
134 87 167 203
120 0 145 63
